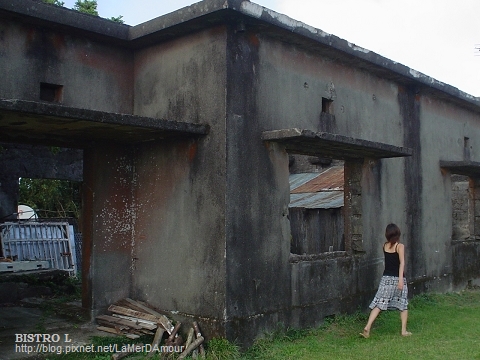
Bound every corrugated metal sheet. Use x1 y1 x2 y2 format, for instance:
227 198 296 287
291 166 344 194
289 166 344 209
0 222 76 275
289 173 321 191
289 191 344 209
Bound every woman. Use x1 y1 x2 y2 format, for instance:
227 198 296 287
360 223 411 338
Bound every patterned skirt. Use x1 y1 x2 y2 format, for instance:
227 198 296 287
369 275 408 311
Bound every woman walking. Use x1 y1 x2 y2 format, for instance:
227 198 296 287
360 223 411 338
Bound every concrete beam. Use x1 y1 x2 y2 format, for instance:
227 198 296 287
262 128 413 160
0 99 209 147
440 160 480 178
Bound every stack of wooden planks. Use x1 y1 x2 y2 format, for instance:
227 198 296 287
97 298 206 359
96 298 205 360
96 298 175 339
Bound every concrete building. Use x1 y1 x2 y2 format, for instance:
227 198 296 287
1 0 480 346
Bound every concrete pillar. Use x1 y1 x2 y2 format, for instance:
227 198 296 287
82 145 133 315
344 160 363 252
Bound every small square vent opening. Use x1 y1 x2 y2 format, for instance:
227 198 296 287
40 83 63 103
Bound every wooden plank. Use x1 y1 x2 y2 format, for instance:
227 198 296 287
146 327 165 358
178 336 204 360
96 320 130 331
108 305 160 324
111 314 157 330
96 325 122 335
96 314 143 330
116 298 146 312
124 298 174 334
192 321 206 358
184 328 194 349
139 329 155 335
168 322 181 342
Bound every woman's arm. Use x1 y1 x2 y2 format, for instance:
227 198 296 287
397 243 405 290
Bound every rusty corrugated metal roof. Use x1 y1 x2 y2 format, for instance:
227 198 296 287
289 166 345 209
289 191 344 209
291 166 344 194
289 173 321 192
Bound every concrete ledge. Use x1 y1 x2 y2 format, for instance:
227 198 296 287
0 99 210 147
440 160 480 177
262 128 413 160
0 0 130 42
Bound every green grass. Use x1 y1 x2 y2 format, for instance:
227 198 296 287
41 289 480 360
244 289 480 360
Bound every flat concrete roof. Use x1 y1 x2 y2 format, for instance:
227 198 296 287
2 0 479 114
0 99 209 148
262 128 413 160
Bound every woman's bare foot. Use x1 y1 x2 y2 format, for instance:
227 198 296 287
401 331 412 337
359 329 370 338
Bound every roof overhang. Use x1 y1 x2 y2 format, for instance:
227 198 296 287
0 99 209 148
440 160 480 177
262 128 413 160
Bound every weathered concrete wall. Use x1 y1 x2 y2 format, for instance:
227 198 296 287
414 96 480 292
225 31 411 341
0 18 132 113
130 27 228 335
224 27 292 342
232 26 480 343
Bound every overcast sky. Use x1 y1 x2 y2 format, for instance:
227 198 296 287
61 0 480 97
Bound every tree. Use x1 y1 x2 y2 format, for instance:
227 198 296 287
74 0 98 16
42 0 123 23
42 0 65 6
19 178 81 219
110 15 124 24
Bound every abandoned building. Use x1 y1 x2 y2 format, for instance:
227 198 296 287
1 0 480 346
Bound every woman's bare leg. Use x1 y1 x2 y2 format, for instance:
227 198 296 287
400 310 411 336
361 307 381 338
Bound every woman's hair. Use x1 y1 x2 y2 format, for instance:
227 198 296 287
385 223 401 248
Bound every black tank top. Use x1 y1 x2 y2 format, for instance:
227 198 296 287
383 242 400 276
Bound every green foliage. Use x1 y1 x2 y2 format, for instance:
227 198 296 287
408 292 437 309
74 0 98 16
19 178 81 218
43 0 123 24
206 338 241 360
109 15 124 24
42 0 65 6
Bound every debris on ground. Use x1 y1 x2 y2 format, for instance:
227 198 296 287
96 298 206 358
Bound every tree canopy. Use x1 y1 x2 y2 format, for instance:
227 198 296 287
74 0 98 16
43 0 65 6
42 0 124 23
19 178 81 219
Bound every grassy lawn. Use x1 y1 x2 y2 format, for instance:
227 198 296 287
244 289 480 360
42 289 480 360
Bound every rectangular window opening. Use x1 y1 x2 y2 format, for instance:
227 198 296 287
322 97 333 114
288 154 346 255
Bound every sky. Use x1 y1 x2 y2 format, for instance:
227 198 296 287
61 0 480 97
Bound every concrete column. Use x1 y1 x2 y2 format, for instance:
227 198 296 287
82 145 134 315
344 160 363 252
